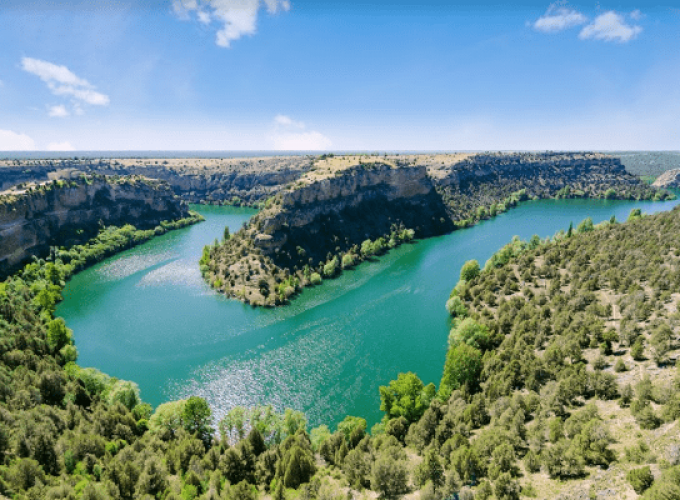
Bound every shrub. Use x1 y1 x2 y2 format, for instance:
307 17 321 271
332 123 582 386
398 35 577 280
310 273 322 285
627 466 654 494
371 453 408 498
341 253 356 269
631 339 645 361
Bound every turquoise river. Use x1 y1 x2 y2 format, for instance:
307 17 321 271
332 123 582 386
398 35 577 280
57 198 680 428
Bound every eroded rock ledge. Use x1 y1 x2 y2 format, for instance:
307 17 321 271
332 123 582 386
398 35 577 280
0 175 189 278
204 152 668 307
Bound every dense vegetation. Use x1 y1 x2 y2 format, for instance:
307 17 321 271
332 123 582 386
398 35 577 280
5 202 680 499
201 221 416 307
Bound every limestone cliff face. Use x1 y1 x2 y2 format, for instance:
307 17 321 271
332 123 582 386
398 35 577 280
254 164 453 265
652 169 680 188
0 165 55 191
0 178 188 277
430 152 631 188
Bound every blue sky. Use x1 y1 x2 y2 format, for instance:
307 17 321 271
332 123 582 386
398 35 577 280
0 0 679 151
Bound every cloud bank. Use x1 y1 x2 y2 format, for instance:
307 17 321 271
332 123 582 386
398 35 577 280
579 11 642 43
0 130 36 151
534 5 587 32
21 57 110 114
271 115 331 150
172 0 291 48
533 5 642 43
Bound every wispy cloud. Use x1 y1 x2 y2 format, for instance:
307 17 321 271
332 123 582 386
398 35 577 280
172 0 291 48
0 129 35 151
534 4 587 33
48 104 69 118
271 115 331 150
630 9 643 21
274 114 304 128
47 141 75 151
579 11 642 43
21 57 110 113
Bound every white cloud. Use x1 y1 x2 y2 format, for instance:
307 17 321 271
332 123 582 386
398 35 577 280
197 10 211 24
47 141 75 151
274 114 304 128
48 105 69 118
534 4 587 33
579 11 642 43
271 115 331 150
630 9 643 21
21 57 110 111
172 0 291 48
0 130 36 151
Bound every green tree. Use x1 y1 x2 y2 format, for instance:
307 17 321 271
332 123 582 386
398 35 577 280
414 447 444 488
182 396 212 442
379 372 435 423
47 317 72 352
460 260 480 282
576 217 594 233
371 453 408 498
337 416 366 447
448 318 490 350
440 343 483 398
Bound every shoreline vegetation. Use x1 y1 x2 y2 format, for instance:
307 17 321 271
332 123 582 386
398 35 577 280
3 201 680 499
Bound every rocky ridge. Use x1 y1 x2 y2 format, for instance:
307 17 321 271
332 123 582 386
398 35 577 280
0 156 314 206
0 175 189 277
204 152 668 307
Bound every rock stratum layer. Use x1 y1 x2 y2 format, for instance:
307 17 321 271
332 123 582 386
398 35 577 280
204 152 669 307
0 176 189 278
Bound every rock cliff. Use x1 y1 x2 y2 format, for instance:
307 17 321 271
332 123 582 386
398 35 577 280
0 176 188 278
1 156 314 206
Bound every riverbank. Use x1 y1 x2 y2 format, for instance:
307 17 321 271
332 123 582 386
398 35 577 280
58 197 680 427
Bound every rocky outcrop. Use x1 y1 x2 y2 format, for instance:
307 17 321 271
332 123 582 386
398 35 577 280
0 176 188 278
652 169 680 188
255 163 453 268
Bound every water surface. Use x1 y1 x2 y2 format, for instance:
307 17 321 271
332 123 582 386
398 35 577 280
58 198 680 427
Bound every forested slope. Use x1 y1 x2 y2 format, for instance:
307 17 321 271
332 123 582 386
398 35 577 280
2 197 680 500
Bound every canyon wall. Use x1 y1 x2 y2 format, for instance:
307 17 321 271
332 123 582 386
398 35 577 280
0 177 188 277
